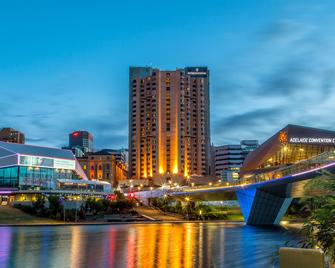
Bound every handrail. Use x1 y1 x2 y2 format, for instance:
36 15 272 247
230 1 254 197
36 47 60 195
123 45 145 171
176 150 335 192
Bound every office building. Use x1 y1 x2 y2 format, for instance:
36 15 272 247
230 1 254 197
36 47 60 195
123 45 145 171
0 128 25 144
68 131 93 156
129 66 210 179
211 140 258 181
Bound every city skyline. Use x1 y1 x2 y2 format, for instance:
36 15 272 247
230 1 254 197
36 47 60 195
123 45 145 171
1 0 335 149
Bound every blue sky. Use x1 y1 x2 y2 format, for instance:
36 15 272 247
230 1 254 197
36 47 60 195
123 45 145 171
1 0 335 149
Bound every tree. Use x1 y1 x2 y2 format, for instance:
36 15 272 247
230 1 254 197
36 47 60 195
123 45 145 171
48 195 63 219
32 195 46 216
302 173 335 263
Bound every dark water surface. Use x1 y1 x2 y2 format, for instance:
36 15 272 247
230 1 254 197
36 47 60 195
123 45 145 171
0 223 300 268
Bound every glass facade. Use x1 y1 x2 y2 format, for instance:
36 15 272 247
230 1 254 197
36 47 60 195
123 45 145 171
57 181 105 192
19 167 77 190
0 167 19 187
240 149 335 185
0 166 78 190
260 144 335 169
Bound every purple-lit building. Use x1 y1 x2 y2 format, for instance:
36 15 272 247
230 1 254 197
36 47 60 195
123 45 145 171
0 141 111 204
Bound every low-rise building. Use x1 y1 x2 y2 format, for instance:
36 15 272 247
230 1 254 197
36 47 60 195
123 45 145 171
0 128 25 144
78 150 128 187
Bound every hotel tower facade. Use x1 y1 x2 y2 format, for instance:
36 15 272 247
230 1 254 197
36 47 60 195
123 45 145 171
128 67 210 179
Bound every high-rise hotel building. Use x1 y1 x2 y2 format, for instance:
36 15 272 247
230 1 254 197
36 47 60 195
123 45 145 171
129 67 210 179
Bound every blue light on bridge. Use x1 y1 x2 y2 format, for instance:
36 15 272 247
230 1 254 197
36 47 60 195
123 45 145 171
236 189 256 222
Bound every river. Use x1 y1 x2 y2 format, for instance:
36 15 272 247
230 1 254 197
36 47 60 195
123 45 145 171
0 222 300 268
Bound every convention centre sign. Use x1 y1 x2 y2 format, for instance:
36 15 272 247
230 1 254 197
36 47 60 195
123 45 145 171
289 137 335 144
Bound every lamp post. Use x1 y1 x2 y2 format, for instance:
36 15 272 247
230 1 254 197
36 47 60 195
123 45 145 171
185 197 190 220
150 187 153 199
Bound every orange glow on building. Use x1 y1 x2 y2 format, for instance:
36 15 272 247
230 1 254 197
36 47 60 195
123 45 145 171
129 67 210 179
159 166 164 174
173 164 178 174
78 153 127 186
184 137 188 177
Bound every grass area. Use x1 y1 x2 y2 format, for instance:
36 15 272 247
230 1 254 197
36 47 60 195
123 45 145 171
0 206 61 225
226 214 244 221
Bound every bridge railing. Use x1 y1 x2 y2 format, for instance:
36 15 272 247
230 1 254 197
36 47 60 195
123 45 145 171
174 151 335 193
239 150 335 186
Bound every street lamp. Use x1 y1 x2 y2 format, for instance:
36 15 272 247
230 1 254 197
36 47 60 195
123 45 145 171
185 197 190 220
150 187 153 199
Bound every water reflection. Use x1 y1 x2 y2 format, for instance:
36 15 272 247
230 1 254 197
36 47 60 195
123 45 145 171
0 223 299 268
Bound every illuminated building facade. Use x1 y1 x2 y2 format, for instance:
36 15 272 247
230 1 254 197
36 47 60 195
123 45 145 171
0 128 25 144
240 124 335 178
68 131 93 157
211 140 258 181
0 141 110 190
78 150 128 186
129 67 210 179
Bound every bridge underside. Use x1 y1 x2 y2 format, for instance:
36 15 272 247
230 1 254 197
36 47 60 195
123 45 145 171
237 188 293 225
173 168 334 225
238 171 334 225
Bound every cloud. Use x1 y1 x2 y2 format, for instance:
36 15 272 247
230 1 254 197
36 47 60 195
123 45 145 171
261 20 312 44
211 14 335 146
26 137 47 143
212 107 285 144
59 115 129 150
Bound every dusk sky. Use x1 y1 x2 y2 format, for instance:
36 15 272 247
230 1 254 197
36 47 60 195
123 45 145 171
1 0 335 149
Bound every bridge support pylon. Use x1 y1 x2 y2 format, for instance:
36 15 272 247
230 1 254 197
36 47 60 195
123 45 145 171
236 188 292 225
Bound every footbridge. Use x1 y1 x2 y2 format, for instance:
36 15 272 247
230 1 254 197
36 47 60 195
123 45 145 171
171 150 335 225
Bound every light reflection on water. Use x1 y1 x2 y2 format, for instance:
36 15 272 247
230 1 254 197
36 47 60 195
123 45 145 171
0 223 299 268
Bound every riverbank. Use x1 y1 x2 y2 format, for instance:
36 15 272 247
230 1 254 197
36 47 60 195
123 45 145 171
0 204 248 226
0 206 62 225
0 205 306 230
